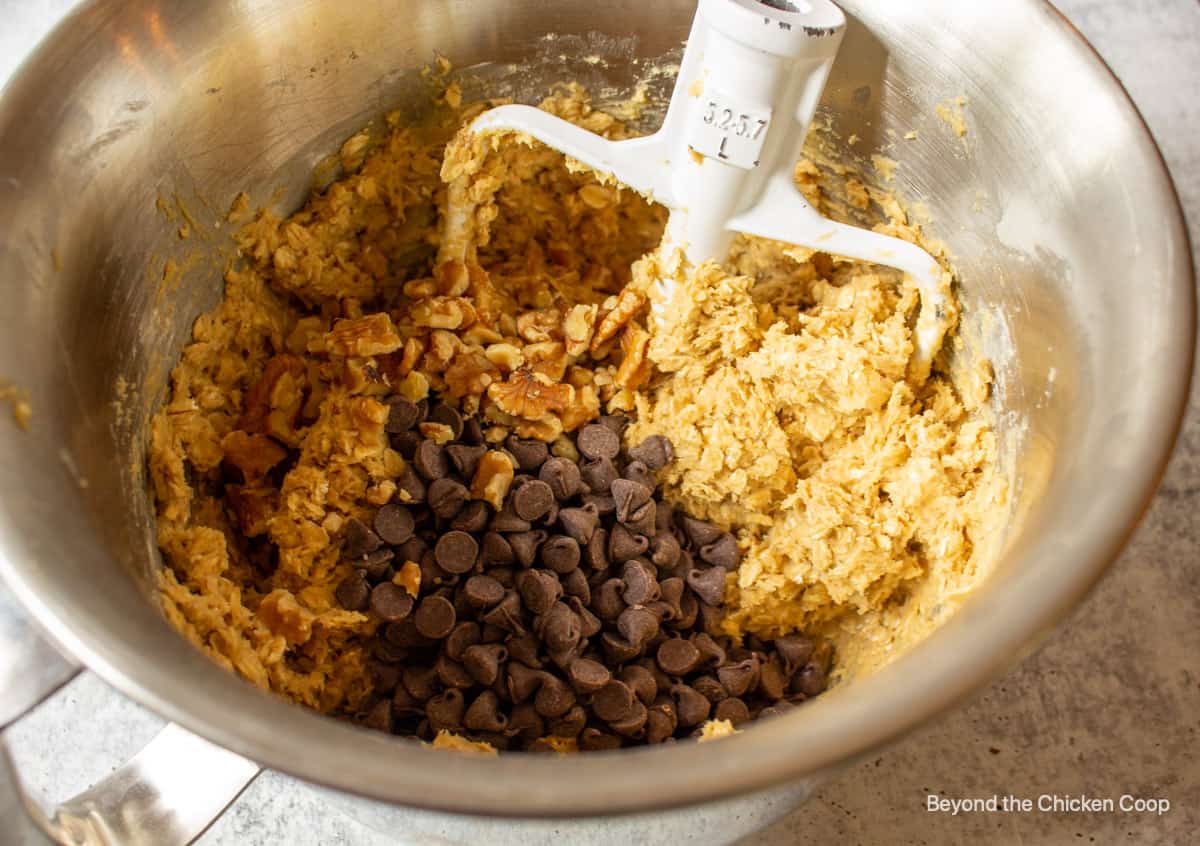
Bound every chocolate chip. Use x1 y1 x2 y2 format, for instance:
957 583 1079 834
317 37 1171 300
538 602 582 653
619 664 658 706
541 535 581 574
446 443 487 480
567 657 611 693
460 416 484 445
758 654 787 700
427 478 469 520
391 430 421 459
597 414 631 437
592 578 626 621
585 527 609 570
434 530 478 574
490 500 532 533
566 596 602 638
670 591 699 631
414 595 456 639
649 533 681 569
428 404 464 440
508 530 546 568
390 683 421 715
435 653 475 689
462 574 505 608
449 500 490 533
686 566 726 606
691 632 727 669
481 590 526 635
610 478 651 523
464 690 508 732
692 675 728 704
617 606 659 646
593 679 636 722
382 619 424 649
539 456 582 500
657 577 685 621
370 504 412 545
580 492 615 516
579 456 617 494
655 500 676 535
715 697 750 726
517 569 562 614
623 501 657 537
671 684 711 727
344 518 383 559
506 633 543 671
396 536 427 565
600 631 643 664
370 582 414 622
445 621 481 661
363 698 393 733
610 524 650 564
697 601 725 636
774 635 815 677
560 567 591 604
355 547 395 581
335 571 370 611
533 673 575 718
506 436 550 471
512 479 555 522
791 663 827 698
646 699 677 743
609 700 648 738
548 704 588 738
480 532 514 565
718 657 760 698
558 505 599 544
373 635 409 663
658 637 703 676
413 441 447 481
462 643 508 686
396 465 427 504
579 727 622 751
368 658 401 693
628 435 674 470
622 460 656 492
508 702 545 741
386 397 421 433
425 688 466 731
700 533 740 570
621 558 660 606
680 516 723 549
577 423 620 460
402 665 440 701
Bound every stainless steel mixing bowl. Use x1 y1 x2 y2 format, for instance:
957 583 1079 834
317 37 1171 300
0 0 1193 843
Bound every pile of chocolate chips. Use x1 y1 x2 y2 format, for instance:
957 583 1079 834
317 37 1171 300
336 396 831 751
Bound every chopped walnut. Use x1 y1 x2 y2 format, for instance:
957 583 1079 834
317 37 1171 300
365 480 397 505
484 343 524 372
443 351 498 400
411 297 475 330
563 304 597 358
522 341 568 382
257 589 315 645
394 561 422 598
398 370 430 401
326 313 403 357
592 288 647 352
226 485 277 537
559 383 601 432
470 450 514 509
221 431 287 482
424 329 462 372
398 336 425 376
434 259 470 297
403 277 439 299
238 354 307 446
614 323 652 390
418 422 456 444
487 367 574 420
516 311 560 344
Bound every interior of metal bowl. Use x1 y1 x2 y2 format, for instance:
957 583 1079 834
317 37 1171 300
0 0 1192 817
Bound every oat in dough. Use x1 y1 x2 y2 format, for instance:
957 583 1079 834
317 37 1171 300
626 163 1004 644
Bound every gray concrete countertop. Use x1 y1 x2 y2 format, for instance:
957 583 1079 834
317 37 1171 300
2 1 1197 844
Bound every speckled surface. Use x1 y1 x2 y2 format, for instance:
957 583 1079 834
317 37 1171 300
1 1 1197 844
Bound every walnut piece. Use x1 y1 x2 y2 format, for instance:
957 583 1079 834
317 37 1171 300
326 313 403 357
592 288 647 352
257 589 315 645
487 367 574 420
470 450 515 509
410 297 475 330
614 323 652 390
563 304 597 358
394 561 421 598
238 354 307 445
221 431 287 482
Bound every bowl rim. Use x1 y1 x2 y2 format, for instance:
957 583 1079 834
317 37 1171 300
0 0 1195 819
